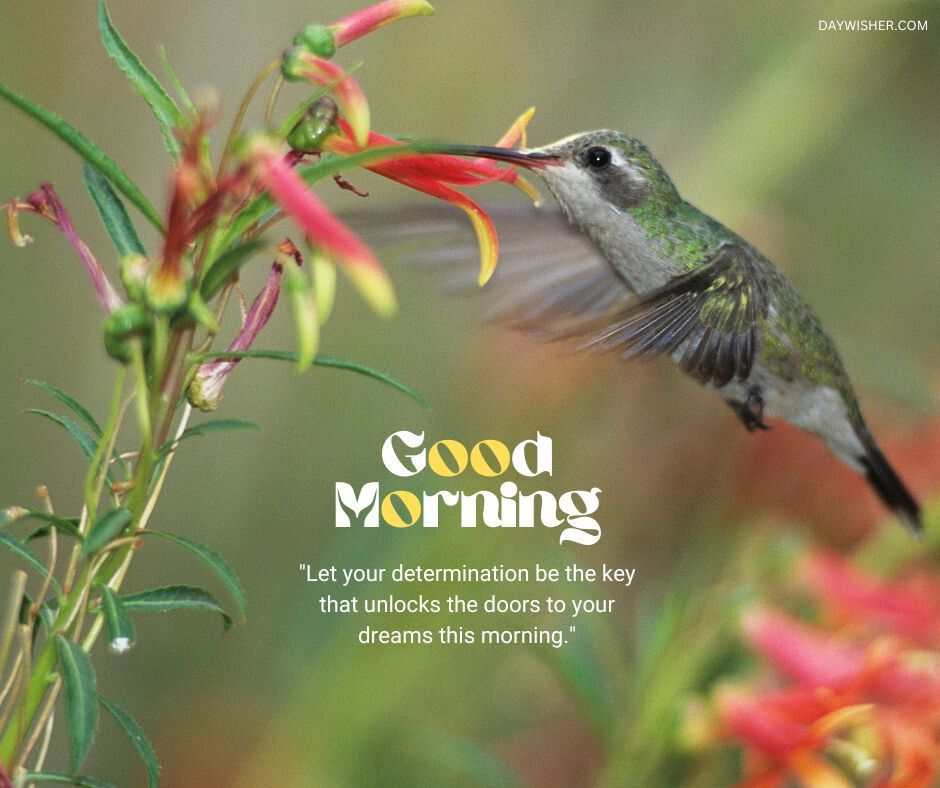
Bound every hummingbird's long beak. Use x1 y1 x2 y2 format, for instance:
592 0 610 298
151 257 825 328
437 144 559 169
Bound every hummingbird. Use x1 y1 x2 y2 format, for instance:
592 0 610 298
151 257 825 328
428 130 921 532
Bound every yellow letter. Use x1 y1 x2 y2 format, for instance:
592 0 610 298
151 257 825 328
381 490 422 527
470 439 510 477
428 439 468 477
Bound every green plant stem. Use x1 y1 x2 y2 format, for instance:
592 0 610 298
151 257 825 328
82 366 128 523
0 572 26 689
0 336 171 767
153 325 194 451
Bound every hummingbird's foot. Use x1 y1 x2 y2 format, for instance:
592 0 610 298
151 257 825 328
729 388 770 432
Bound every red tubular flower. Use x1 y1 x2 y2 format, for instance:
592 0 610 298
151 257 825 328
322 110 542 285
719 687 873 788
5 184 123 314
329 0 434 48
250 138 396 316
189 243 298 411
150 115 228 312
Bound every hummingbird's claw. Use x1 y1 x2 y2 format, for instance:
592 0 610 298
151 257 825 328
730 388 771 432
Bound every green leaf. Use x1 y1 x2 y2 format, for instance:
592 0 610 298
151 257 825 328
98 0 183 158
141 529 247 620
0 532 59 591
55 637 99 772
120 585 233 630
194 351 428 409
24 773 115 788
99 695 159 788
160 45 195 116
83 507 133 557
27 408 97 456
27 409 115 485
97 586 136 654
14 510 82 540
176 418 261 441
26 379 103 437
82 162 147 258
200 239 268 300
155 419 260 466
0 79 162 231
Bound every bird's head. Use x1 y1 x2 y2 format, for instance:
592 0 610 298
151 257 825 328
443 130 680 224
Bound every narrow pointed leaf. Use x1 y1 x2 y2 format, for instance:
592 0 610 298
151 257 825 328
156 419 261 462
27 409 116 486
82 507 133 557
16 510 83 540
142 529 247 620
26 379 103 437
98 0 183 157
0 532 59 591
82 162 147 257
97 585 137 653
178 418 261 439
200 239 267 300
194 350 428 408
120 585 233 630
160 45 195 115
99 695 159 787
24 773 115 788
312 356 427 407
0 80 162 230
55 636 99 772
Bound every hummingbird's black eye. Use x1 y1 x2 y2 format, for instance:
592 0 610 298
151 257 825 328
583 146 611 170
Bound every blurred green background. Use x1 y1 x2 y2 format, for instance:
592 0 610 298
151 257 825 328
1 1 938 785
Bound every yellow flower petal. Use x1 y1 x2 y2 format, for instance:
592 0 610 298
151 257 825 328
495 106 535 148
313 253 337 324
344 263 398 317
284 260 320 372
512 174 543 206
808 704 874 738
461 204 497 286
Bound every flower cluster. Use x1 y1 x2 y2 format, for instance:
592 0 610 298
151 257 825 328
0 2 543 780
711 551 940 786
4 0 538 412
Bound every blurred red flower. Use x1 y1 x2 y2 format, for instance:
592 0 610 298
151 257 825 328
714 552 940 787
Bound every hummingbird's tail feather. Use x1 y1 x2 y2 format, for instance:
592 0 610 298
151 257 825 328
856 429 922 534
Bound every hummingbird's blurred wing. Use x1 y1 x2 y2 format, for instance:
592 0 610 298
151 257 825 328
351 208 768 386
348 204 637 335
582 243 771 387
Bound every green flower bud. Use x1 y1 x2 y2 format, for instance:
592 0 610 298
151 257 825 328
293 23 336 58
120 253 149 302
104 303 152 364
